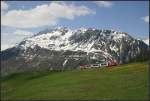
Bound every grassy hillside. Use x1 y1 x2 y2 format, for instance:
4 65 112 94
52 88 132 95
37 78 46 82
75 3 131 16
1 62 149 100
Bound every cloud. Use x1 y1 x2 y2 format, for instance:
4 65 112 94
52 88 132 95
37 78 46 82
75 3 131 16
1 1 8 11
1 44 15 51
94 1 113 7
2 2 95 28
13 30 34 36
1 1 9 15
141 16 149 23
1 29 34 51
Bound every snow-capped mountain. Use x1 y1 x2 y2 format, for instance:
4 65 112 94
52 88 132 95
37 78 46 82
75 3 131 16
1 27 149 76
18 27 127 52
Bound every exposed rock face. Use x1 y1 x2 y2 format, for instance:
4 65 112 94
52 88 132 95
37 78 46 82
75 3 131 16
1 27 149 76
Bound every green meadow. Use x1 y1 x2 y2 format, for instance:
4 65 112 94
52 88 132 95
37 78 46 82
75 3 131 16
1 62 149 100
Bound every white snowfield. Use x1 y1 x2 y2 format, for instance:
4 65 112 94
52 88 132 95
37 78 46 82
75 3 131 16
19 27 128 52
18 27 142 61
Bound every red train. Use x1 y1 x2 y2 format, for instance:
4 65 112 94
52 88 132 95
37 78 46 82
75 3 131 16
107 60 118 67
79 59 118 69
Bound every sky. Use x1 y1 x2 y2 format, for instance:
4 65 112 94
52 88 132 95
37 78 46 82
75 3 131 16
1 1 149 51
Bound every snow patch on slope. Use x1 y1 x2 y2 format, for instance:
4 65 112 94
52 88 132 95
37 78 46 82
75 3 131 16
143 39 149 45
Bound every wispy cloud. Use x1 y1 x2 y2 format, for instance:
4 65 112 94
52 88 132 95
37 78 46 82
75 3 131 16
141 16 149 23
2 2 95 28
13 30 34 36
94 1 113 7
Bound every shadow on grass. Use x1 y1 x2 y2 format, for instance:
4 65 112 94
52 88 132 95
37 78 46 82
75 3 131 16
25 70 63 80
1 70 65 82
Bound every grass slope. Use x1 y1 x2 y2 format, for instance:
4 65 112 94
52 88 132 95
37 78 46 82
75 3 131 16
1 62 149 100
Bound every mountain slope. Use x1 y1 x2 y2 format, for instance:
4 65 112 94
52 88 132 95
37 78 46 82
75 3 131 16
1 27 149 76
1 62 149 100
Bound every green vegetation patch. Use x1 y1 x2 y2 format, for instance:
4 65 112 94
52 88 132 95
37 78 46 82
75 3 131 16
1 62 149 100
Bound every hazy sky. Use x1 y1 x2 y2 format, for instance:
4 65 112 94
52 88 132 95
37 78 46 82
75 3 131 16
1 1 149 50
